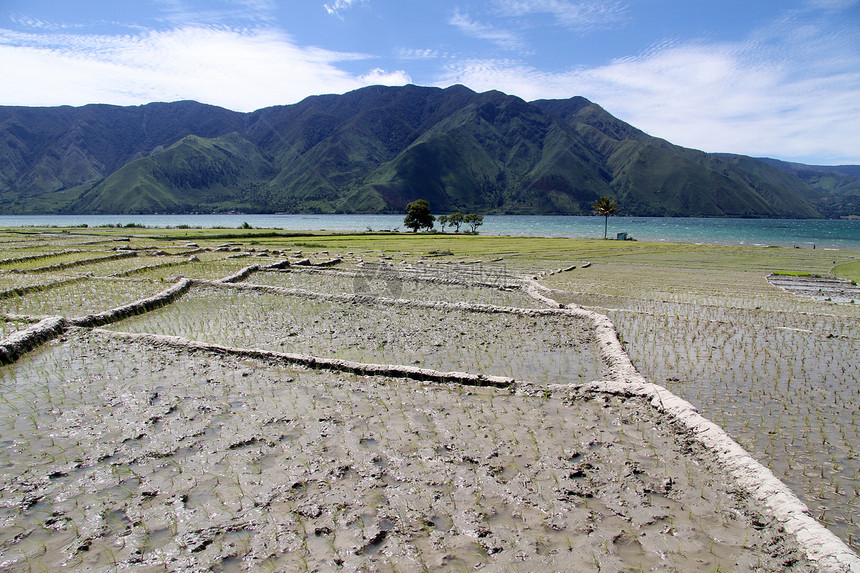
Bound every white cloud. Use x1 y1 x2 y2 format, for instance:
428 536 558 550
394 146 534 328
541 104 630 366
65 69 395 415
360 67 412 85
437 15 860 164
324 0 366 17
0 26 406 111
495 0 627 31
448 2 625 54
449 10 525 51
153 0 277 26
8 14 85 31
396 48 444 60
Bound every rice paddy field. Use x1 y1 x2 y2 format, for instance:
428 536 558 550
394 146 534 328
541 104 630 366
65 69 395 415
107 284 598 385
540 258 860 552
1 226 858 571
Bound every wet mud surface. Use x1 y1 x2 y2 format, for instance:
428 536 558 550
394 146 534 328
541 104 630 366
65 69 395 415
767 273 860 303
106 285 602 385
0 235 851 571
0 332 811 572
545 265 860 555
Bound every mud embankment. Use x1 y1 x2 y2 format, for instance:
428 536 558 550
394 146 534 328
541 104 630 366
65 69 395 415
93 328 516 388
0 315 66 364
70 278 193 328
0 259 857 570
215 264 260 284
18 251 137 274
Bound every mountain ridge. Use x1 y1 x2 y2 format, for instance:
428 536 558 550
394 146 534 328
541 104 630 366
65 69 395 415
0 84 855 217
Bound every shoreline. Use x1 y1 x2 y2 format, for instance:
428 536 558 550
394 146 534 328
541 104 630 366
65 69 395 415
1 214 858 250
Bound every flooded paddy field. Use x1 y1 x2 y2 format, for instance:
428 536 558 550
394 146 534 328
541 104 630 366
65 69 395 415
1 252 118 274
0 331 810 572
1 227 858 571
768 274 860 304
0 278 181 319
106 284 599 385
126 256 268 281
543 260 860 552
245 266 550 308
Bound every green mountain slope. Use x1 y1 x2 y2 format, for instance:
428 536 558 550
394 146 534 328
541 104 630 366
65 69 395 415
249 85 486 212
0 101 245 212
71 133 276 214
757 159 860 217
0 85 852 217
531 98 822 217
352 91 611 214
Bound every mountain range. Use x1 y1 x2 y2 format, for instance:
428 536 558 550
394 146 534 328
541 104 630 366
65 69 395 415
1 84 857 218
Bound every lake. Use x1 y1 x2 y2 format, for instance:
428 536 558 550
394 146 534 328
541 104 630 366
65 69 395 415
0 214 858 250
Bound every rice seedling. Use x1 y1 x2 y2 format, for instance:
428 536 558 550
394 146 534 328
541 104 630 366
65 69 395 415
105 284 601 384
0 229 853 569
543 258 860 551
0 278 174 318
4 325 811 570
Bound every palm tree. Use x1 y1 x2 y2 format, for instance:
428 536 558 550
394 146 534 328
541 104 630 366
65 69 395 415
592 196 618 239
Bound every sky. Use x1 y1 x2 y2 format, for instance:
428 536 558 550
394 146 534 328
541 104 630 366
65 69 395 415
0 0 858 165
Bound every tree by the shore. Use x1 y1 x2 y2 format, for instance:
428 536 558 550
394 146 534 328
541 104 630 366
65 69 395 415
434 211 483 234
592 196 618 239
447 212 464 233
404 199 435 232
464 213 484 234
437 214 449 232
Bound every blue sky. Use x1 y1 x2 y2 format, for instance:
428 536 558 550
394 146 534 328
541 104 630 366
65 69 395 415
1 0 858 165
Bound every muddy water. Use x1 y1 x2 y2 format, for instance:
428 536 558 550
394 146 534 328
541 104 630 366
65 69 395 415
245 268 551 308
0 319 29 339
107 286 603 385
767 273 860 303
549 286 860 553
0 332 810 571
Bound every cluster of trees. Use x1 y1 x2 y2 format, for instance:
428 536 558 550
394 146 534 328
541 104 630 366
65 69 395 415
403 200 483 234
438 212 483 234
404 196 616 236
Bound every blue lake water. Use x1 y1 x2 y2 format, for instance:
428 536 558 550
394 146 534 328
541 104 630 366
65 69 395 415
1 214 858 250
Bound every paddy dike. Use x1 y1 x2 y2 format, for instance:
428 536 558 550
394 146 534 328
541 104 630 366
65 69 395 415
0 331 817 572
0 244 858 571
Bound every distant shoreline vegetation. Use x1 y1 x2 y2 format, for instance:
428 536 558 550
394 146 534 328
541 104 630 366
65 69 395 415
0 215 858 250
